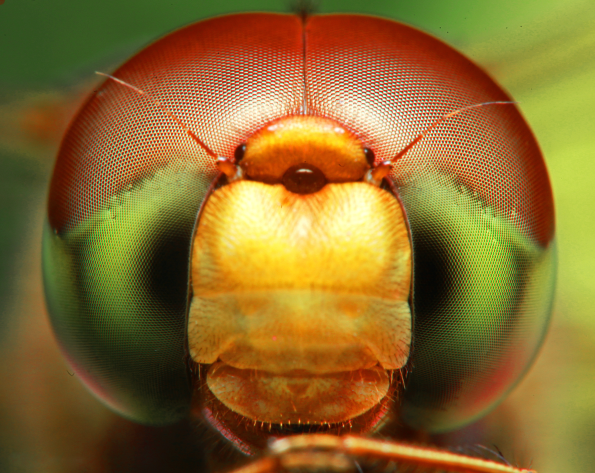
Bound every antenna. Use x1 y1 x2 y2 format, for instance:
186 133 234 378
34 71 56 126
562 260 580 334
96 72 218 159
365 101 516 186
391 101 516 163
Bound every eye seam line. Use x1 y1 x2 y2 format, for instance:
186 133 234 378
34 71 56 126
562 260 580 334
299 11 309 115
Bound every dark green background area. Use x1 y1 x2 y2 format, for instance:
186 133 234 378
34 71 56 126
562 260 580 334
0 0 556 86
0 1 594 472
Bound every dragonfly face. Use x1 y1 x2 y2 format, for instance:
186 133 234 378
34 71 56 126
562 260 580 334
42 12 555 460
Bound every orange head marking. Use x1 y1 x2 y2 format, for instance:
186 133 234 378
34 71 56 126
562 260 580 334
239 116 370 192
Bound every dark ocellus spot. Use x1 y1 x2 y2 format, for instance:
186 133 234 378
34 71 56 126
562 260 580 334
282 163 327 194
234 144 246 163
363 147 376 167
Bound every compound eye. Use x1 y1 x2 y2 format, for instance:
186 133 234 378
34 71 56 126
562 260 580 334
282 163 327 194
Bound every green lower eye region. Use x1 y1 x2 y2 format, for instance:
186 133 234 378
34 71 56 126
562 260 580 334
398 172 555 432
43 163 211 424
43 163 554 432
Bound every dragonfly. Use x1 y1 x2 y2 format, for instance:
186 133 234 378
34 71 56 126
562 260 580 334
0 0 592 472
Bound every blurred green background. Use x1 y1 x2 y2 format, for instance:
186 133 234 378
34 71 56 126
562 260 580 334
0 0 594 472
